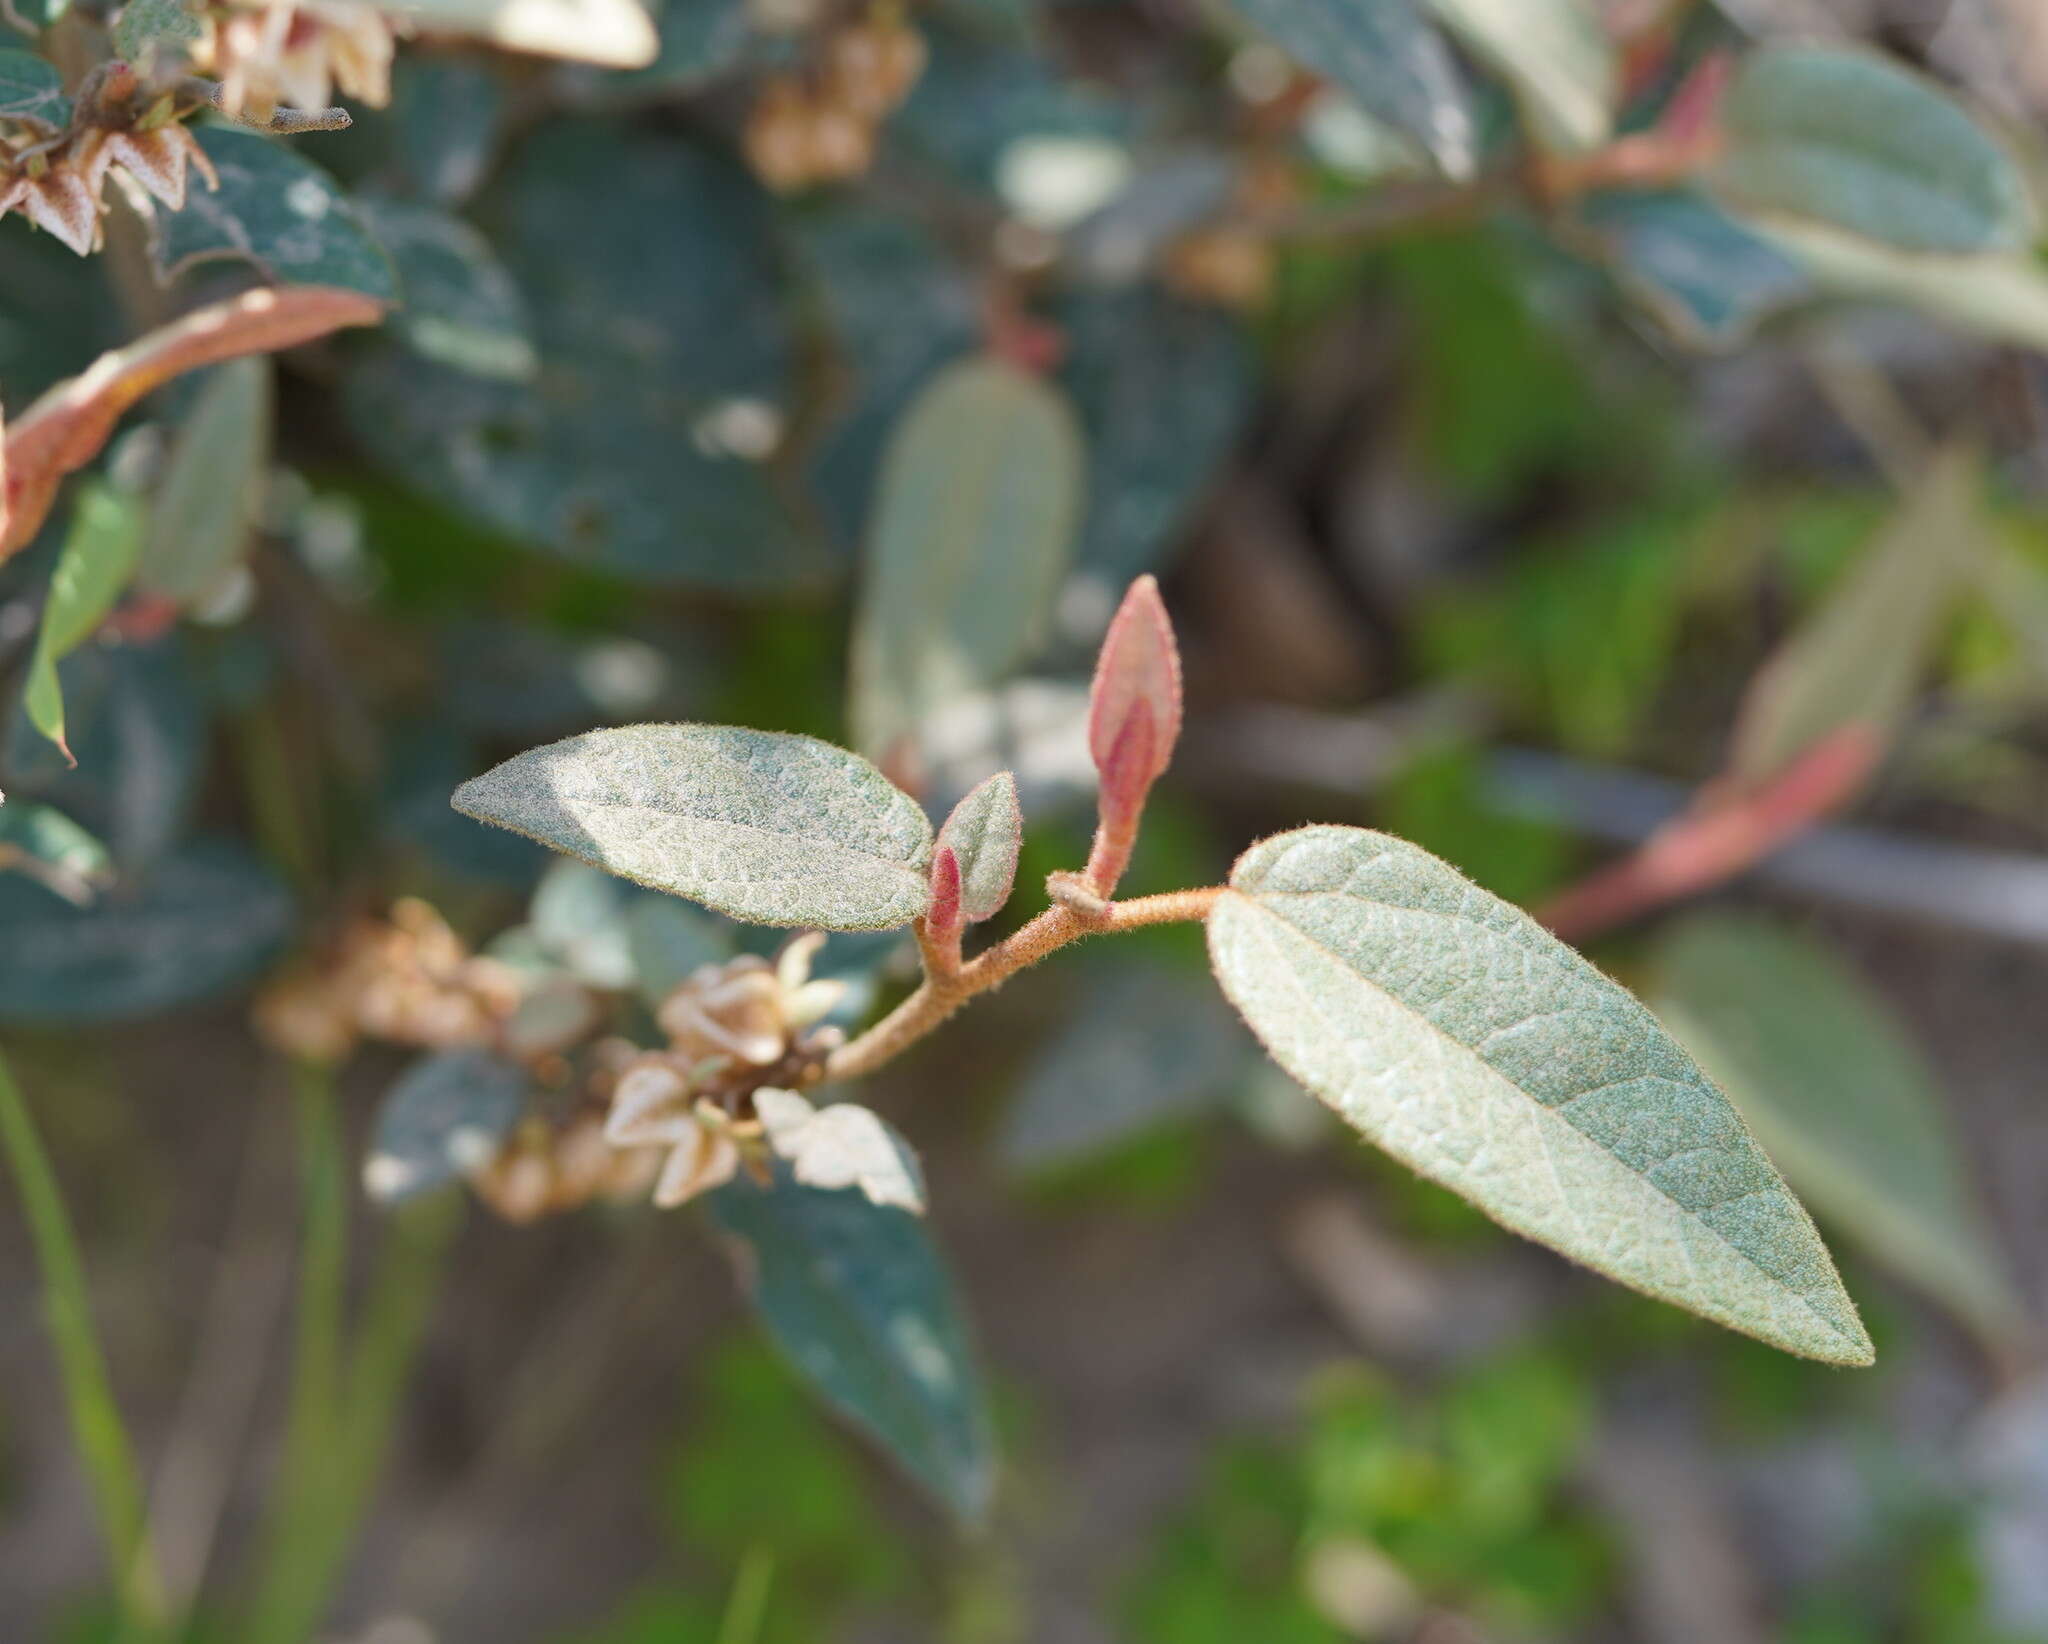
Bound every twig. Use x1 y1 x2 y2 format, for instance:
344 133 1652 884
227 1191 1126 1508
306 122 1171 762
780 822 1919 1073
185 79 352 134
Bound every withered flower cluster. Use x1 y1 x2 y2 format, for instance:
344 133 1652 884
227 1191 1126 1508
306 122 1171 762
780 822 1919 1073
743 10 927 193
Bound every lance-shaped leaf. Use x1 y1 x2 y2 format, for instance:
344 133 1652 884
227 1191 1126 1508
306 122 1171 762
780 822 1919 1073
1727 446 1980 789
1089 574 1182 832
1652 914 2026 1351
0 838 293 1022
1206 825 1873 1365
934 771 1021 925
754 1089 927 1214
2 286 384 560
0 49 70 128
139 358 271 606
709 1170 993 1519
364 1049 531 1204
1712 45 2036 256
1228 0 1475 179
453 724 934 930
849 356 1085 763
25 484 146 762
1422 0 1614 154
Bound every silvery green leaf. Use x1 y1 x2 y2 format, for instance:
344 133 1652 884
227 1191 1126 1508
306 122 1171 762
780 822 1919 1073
850 357 1085 761
1422 0 1613 154
453 725 934 930
1713 45 2036 256
365 1049 530 1204
1206 825 1873 1365
529 858 638 989
0 839 292 1022
0 49 70 127
935 771 1021 924
139 358 271 606
1227 0 1475 179
1652 914 2025 1350
111 0 199 68
709 1170 993 1519
754 1089 927 1214
151 129 398 301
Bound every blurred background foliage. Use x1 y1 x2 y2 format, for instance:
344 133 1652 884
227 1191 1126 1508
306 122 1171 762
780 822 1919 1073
9 0 2048 1639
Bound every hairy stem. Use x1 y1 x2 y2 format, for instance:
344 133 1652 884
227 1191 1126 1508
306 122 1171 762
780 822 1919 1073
821 885 1223 1085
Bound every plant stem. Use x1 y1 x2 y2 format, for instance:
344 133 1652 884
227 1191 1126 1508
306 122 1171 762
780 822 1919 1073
0 1047 166 1635
717 1545 777 1644
821 885 1223 1085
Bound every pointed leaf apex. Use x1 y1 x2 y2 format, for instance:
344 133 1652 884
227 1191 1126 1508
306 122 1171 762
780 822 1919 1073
934 770 1022 924
1089 575 1182 799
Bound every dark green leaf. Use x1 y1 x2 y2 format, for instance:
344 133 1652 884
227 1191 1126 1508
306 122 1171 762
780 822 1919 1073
709 1170 994 1519
1228 0 1474 178
0 48 70 127
1580 191 1811 350
850 357 1085 759
151 127 399 300
1713 44 2036 255
1652 914 2026 1349
358 199 536 381
364 1049 531 1204
1207 824 1872 1365
453 724 935 930
0 838 292 1022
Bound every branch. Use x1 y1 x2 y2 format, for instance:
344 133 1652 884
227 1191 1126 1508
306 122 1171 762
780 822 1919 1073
184 79 353 134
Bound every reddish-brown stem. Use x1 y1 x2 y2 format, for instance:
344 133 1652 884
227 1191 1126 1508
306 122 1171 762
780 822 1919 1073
819 885 1224 1085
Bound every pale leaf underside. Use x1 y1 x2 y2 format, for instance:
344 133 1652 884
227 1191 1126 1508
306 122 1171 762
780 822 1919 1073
1208 826 1872 1365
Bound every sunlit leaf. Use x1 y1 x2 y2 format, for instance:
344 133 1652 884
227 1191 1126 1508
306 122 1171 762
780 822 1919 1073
1422 0 1614 154
1207 824 1872 1365
396 0 658 67
364 1049 530 1204
1713 45 2036 255
0 838 292 1021
25 484 145 760
0 49 70 127
453 725 934 930
998 964 1250 1173
709 1169 994 1519
1728 446 1980 788
151 129 398 300
1228 0 1475 178
1652 913 2026 1349
849 357 1084 762
754 1089 927 1214
934 771 1020 924
139 358 271 606
1751 217 2048 354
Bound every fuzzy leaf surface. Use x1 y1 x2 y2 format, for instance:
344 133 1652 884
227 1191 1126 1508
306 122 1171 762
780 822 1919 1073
709 1169 993 1520
934 771 1020 924
1653 913 2025 1348
1713 45 2035 255
1206 824 1872 1365
453 725 934 930
850 357 1085 761
365 1049 530 1204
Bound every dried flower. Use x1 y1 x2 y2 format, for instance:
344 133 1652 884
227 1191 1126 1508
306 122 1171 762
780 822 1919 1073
0 121 216 256
199 0 402 122
655 933 847 1087
469 1113 661 1223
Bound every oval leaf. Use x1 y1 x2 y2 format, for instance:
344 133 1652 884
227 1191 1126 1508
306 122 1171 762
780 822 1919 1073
140 358 271 605
452 724 934 930
1652 913 2025 1349
934 770 1021 925
1713 45 2036 255
0 838 293 1022
850 356 1085 762
365 1049 531 1204
1206 825 1873 1365
709 1169 993 1520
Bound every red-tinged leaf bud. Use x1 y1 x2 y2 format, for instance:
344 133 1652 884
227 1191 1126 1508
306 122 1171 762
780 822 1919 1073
1089 575 1182 820
926 844 963 942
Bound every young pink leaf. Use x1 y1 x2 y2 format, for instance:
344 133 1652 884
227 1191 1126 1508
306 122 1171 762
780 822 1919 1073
933 770 1021 924
1088 575 1182 829
925 844 963 942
